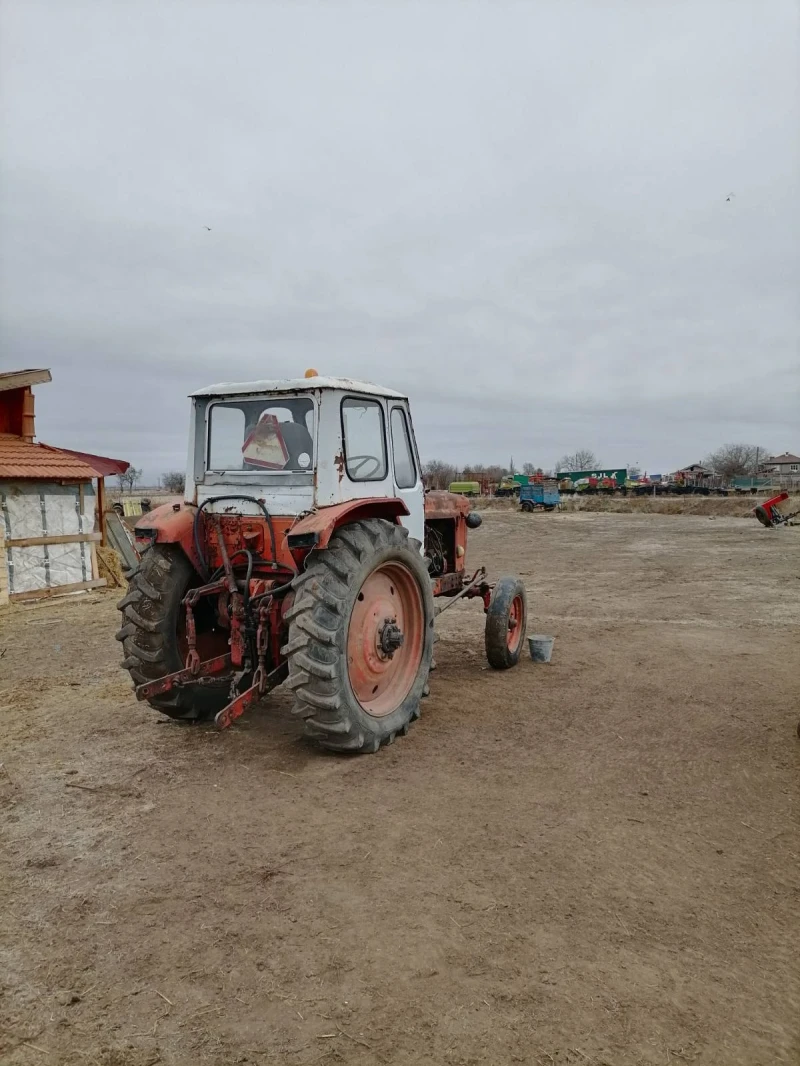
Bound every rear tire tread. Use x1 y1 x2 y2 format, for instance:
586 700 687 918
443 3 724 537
285 520 434 753
117 545 227 720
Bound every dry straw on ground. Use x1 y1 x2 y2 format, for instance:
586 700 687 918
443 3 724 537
96 545 127 588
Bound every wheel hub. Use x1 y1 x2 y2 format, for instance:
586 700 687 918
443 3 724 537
346 562 425 717
378 618 405 658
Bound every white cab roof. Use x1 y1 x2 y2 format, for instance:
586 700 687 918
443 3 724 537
190 375 406 399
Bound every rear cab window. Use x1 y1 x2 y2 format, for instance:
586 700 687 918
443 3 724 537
207 397 315 474
390 407 417 489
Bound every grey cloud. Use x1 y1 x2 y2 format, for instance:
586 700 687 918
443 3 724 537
1 0 797 480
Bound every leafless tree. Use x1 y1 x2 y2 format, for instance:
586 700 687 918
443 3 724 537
162 471 186 493
485 464 507 483
521 462 542 476
556 450 600 472
117 466 142 494
421 459 457 490
704 443 769 478
461 463 486 481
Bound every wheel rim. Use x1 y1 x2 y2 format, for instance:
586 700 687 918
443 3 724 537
506 594 524 652
347 561 425 717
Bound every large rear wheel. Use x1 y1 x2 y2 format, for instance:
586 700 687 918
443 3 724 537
116 545 229 720
283 519 434 753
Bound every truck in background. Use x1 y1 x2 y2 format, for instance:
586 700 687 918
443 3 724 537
495 474 532 497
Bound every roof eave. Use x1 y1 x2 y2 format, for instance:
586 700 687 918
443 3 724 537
0 368 52 393
189 376 406 400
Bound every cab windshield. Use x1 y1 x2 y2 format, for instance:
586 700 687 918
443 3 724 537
207 397 315 473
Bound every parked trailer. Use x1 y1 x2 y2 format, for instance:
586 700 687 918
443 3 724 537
448 481 481 497
520 481 560 512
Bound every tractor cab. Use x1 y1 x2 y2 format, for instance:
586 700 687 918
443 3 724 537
187 375 424 542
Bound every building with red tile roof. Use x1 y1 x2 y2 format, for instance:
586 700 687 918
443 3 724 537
0 370 129 602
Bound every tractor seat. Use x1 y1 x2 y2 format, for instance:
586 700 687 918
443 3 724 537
278 421 313 470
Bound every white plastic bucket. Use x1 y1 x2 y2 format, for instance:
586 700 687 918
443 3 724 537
528 634 555 663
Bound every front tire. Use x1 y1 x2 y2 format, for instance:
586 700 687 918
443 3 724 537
283 519 434 753
485 575 527 669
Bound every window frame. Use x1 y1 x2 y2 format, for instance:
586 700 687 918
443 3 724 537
204 395 316 480
389 405 418 489
339 395 388 483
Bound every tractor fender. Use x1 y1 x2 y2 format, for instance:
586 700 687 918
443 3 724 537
423 490 472 520
134 501 205 573
286 498 409 558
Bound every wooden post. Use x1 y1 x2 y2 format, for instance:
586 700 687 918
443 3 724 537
0 526 8 608
21 386 36 442
96 477 108 546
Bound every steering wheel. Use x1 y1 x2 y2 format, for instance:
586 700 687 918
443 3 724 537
347 454 382 478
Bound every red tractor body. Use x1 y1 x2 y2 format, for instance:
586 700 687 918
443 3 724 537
119 377 527 752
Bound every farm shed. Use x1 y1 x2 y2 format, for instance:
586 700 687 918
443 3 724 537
0 369 128 603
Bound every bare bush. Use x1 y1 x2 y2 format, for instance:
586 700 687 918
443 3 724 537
162 471 186 493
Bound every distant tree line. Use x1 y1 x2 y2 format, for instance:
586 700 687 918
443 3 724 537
120 443 769 499
422 443 775 489
421 450 601 489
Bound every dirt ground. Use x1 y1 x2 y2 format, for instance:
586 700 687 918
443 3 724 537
1 512 798 1066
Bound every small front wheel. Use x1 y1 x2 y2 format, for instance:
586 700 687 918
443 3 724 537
485 576 527 669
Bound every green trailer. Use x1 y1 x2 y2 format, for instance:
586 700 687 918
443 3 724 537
449 481 481 497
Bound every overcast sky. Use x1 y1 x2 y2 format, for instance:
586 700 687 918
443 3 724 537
1 1 797 481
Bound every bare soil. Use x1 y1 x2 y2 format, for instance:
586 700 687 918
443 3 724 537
559 497 790 518
1 512 798 1066
475 495 796 519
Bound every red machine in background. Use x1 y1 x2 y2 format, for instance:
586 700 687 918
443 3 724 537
754 492 799 528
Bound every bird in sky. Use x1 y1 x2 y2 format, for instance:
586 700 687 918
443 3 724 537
725 193 735 202
203 226 212 231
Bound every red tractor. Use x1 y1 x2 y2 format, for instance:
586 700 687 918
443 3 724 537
117 374 528 753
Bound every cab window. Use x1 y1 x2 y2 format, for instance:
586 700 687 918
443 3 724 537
341 398 387 481
207 398 314 472
390 407 417 488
